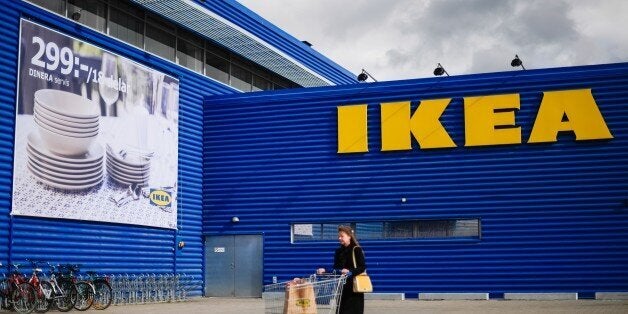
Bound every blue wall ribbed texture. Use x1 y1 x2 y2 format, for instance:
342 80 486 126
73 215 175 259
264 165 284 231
203 63 628 296
0 1 236 296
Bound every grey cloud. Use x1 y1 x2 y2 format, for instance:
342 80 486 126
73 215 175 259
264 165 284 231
407 0 580 74
239 0 628 80
309 1 402 42
468 47 517 73
504 1 578 46
411 0 514 35
384 49 413 68
402 1 514 41
380 0 519 72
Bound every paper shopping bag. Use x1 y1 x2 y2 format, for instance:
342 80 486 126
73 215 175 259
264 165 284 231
283 279 317 314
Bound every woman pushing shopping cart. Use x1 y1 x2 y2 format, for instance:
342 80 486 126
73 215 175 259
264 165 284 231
264 225 371 314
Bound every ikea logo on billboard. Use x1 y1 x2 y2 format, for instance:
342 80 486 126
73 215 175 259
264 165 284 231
149 189 172 207
337 88 613 153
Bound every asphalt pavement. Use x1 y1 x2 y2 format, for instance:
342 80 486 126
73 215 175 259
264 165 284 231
97 297 628 314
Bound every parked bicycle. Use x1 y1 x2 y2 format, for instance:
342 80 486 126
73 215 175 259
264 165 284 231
0 263 37 314
57 264 94 311
25 259 52 313
84 271 112 310
41 263 77 312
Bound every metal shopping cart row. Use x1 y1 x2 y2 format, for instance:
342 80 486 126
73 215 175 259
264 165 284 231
102 273 201 305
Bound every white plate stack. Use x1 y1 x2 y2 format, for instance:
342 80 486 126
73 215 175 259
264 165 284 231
28 89 103 190
27 133 104 190
106 145 151 186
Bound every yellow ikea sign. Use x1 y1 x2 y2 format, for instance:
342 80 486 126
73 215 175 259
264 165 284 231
337 88 613 153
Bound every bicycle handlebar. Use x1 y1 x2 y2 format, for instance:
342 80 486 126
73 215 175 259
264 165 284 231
25 259 47 268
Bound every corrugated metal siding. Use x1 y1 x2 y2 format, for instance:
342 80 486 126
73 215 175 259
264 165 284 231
203 63 628 296
0 1 236 296
0 5 20 267
131 0 357 87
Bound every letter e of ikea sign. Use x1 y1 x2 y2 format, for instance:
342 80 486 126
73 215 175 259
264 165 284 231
464 93 521 147
336 88 612 153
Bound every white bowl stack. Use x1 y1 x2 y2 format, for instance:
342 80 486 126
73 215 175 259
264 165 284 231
33 89 100 155
28 89 103 190
106 145 151 186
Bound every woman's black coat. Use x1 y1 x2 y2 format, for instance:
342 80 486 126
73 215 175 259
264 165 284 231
333 244 366 314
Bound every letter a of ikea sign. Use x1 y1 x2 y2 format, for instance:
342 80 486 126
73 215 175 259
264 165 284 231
337 89 613 153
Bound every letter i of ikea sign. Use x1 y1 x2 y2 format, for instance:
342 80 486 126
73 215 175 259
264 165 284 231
337 89 613 153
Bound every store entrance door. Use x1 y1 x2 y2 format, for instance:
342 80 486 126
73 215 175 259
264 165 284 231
204 235 263 297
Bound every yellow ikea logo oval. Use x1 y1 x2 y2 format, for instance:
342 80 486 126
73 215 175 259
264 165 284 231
295 299 310 308
149 189 172 207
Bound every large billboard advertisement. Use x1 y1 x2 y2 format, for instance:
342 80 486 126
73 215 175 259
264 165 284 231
11 19 179 229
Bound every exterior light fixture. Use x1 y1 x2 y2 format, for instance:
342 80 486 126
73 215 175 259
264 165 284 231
71 10 82 21
357 69 378 82
401 197 407 203
231 216 240 223
511 54 526 70
433 63 449 76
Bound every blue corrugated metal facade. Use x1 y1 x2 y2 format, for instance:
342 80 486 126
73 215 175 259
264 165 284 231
0 0 356 297
203 63 628 297
0 1 233 295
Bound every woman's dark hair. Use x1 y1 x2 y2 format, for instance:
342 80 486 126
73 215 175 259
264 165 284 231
338 225 360 247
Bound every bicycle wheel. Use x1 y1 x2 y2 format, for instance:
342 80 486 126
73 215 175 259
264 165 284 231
73 282 94 311
34 281 52 313
55 281 76 312
92 279 112 310
11 282 36 314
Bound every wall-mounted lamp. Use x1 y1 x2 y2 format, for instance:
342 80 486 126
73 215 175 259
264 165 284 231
71 10 82 21
511 54 526 70
231 216 240 223
178 241 185 249
357 69 378 82
401 197 407 203
433 63 449 76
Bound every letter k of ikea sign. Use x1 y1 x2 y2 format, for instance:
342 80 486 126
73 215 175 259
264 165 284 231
337 89 613 153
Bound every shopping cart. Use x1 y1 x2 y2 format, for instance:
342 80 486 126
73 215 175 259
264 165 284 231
263 273 346 314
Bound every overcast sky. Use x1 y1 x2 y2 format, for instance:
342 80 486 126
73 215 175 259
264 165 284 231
238 0 628 82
